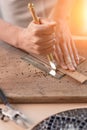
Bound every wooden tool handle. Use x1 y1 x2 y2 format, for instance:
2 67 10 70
28 3 56 70
28 3 40 24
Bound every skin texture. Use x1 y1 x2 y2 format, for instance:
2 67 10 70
54 19 79 71
50 0 79 71
0 19 56 56
0 0 79 71
18 19 56 55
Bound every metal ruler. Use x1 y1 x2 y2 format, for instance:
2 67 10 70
21 54 65 80
21 54 87 83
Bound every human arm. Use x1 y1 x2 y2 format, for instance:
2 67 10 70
0 19 21 48
0 18 56 55
50 0 79 71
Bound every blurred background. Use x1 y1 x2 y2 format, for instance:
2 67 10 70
70 0 87 36
0 0 87 36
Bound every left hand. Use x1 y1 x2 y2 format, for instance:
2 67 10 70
54 19 79 71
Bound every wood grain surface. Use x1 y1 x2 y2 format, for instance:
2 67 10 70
0 38 87 103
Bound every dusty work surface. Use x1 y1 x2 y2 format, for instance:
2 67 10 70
0 37 87 103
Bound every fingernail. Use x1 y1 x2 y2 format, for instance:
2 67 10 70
74 63 77 68
68 65 75 71
71 67 75 71
76 60 79 65
76 57 80 65
62 65 68 70
61 63 68 70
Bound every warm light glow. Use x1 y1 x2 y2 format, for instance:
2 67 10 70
83 0 87 33
70 1 87 35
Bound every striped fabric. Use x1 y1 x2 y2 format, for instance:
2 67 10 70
0 0 56 27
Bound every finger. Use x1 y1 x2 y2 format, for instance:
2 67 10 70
40 18 56 27
40 46 54 56
54 50 61 67
60 40 75 71
71 39 80 64
41 39 56 49
67 38 77 68
55 43 68 69
34 33 56 44
33 39 56 52
31 21 55 35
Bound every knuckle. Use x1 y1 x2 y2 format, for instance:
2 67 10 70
52 38 56 43
31 39 36 44
35 45 41 51
33 29 39 35
50 39 56 45
66 57 72 63
32 37 40 45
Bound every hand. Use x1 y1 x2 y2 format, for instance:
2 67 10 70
54 19 79 71
18 18 56 55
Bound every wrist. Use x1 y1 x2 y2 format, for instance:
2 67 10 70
49 9 70 23
17 27 25 49
49 13 69 22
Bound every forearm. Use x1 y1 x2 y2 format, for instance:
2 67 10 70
0 19 22 47
50 0 74 20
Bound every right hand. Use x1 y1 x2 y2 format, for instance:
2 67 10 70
18 18 56 55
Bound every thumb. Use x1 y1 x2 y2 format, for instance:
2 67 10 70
49 21 56 27
40 18 56 27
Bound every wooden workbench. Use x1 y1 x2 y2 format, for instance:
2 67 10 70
0 37 87 103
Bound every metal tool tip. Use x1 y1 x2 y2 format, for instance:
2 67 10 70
49 70 56 76
50 61 56 70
